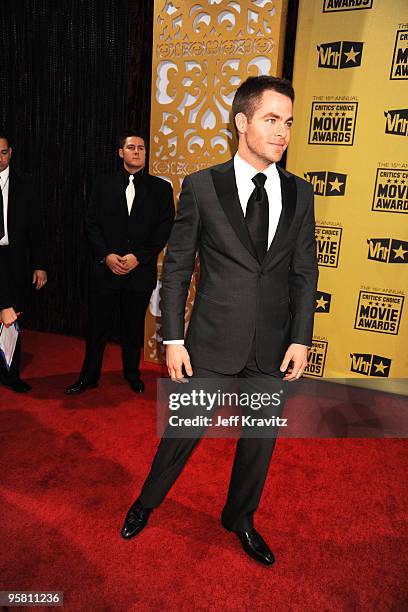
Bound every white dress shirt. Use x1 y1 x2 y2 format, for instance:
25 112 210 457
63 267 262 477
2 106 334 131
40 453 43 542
0 166 10 246
164 154 283 345
234 153 282 248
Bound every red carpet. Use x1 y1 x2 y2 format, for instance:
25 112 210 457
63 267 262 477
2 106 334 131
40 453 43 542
0 330 407 611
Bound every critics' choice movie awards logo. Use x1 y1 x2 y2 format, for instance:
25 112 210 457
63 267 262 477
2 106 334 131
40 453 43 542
309 102 358 145
367 238 408 264
316 225 342 267
323 0 373 11
304 171 347 196
372 168 408 214
317 41 363 69
350 353 391 377
354 291 404 335
305 340 328 377
390 30 408 79
316 291 332 313
384 108 408 136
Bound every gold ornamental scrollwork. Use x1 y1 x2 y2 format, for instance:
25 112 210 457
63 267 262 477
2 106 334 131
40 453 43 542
145 0 288 364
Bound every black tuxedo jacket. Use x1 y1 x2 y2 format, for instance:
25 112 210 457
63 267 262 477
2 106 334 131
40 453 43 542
161 159 318 374
0 168 47 311
86 170 174 292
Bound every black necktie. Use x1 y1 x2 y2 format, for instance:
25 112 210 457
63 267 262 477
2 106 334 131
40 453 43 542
0 179 4 240
245 172 269 262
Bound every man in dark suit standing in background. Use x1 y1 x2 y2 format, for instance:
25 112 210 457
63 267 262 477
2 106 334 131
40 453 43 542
121 77 318 565
65 131 174 395
0 133 47 393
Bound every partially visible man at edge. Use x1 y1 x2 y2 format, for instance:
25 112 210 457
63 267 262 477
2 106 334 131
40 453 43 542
0 133 47 393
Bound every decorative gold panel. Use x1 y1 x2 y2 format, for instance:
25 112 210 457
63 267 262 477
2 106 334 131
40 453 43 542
145 0 288 363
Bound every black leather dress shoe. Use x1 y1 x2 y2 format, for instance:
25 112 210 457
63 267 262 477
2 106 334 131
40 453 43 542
64 380 98 395
231 528 275 566
121 500 152 539
9 379 32 393
129 379 144 393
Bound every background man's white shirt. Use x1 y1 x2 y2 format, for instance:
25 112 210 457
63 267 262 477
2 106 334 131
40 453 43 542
0 166 10 245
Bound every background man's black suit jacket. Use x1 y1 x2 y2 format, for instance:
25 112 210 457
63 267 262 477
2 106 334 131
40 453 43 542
85 170 174 292
161 159 319 374
0 168 47 311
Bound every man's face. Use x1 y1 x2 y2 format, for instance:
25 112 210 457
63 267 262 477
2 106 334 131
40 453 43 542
235 89 293 170
0 138 12 172
119 136 146 173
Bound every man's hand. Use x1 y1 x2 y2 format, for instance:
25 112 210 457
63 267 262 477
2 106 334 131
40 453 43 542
280 343 309 381
121 253 139 272
105 253 129 275
32 269 47 289
166 345 193 382
0 307 18 327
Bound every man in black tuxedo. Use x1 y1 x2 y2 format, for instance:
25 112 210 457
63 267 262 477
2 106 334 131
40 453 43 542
121 77 318 564
65 132 174 394
0 134 47 393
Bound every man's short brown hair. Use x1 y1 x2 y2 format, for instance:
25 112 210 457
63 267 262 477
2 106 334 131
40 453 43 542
118 130 147 149
232 76 295 124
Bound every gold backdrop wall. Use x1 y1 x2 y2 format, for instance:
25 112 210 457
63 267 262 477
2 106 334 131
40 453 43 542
287 0 408 391
145 0 288 364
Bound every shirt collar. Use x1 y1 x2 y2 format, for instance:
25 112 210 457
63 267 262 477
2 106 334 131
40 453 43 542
124 166 144 177
0 166 10 184
234 153 278 183
123 167 144 188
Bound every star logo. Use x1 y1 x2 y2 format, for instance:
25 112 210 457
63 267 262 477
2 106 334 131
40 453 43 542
339 42 364 69
393 244 408 260
326 172 347 196
316 296 328 310
316 291 331 312
344 46 360 63
374 360 389 375
328 176 344 193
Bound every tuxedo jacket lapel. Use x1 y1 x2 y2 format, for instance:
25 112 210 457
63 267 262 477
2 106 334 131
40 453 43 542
131 174 147 212
114 170 147 216
211 160 257 260
7 168 22 238
263 166 297 265
109 172 127 218
211 161 297 264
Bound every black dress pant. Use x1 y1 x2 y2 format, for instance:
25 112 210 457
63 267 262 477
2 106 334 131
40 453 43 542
138 343 284 531
80 286 152 384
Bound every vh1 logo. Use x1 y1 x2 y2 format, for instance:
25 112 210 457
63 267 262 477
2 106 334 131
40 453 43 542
367 238 408 263
317 41 363 69
384 109 408 136
304 171 347 196
350 353 391 377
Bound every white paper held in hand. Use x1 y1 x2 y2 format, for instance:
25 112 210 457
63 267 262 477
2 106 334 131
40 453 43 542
0 322 19 370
